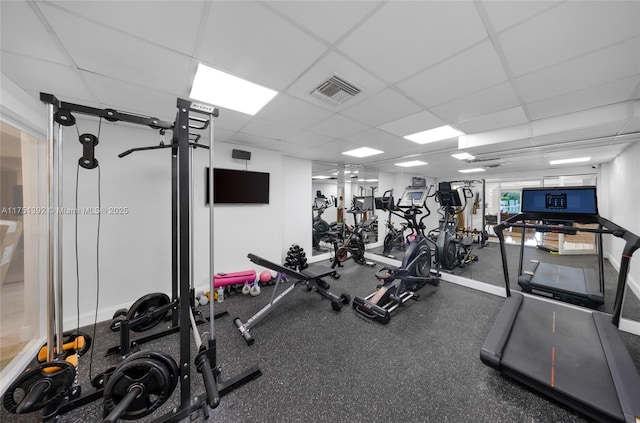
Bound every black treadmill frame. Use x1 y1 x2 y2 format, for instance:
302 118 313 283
481 213 640 422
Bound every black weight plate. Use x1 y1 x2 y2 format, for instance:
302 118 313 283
126 293 170 332
110 308 128 331
3 361 75 414
113 308 128 319
103 357 172 420
120 351 178 395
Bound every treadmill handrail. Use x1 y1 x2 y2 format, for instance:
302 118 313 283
494 212 640 326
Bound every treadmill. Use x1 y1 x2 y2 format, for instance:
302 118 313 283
481 187 640 422
515 186 605 309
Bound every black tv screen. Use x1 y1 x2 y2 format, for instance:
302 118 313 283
207 168 270 204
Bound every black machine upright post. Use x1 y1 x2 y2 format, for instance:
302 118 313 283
175 99 193 406
171 148 179 327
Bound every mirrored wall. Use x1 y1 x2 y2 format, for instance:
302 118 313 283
311 163 378 256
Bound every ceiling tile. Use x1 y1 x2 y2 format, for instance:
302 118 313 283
341 88 421 127
256 94 334 129
48 0 204 55
377 111 445 137
338 1 487 83
516 38 640 104
230 131 279 149
344 128 416 155
291 147 344 163
480 1 561 33
286 51 386 112
81 72 181 120
40 3 192 95
214 109 253 133
1 52 90 102
266 140 310 155
1 2 69 65
455 106 528 134
264 1 382 45
499 1 640 76
283 130 335 148
196 1 326 91
527 75 640 121
211 127 235 143
430 82 520 124
307 114 369 138
241 117 297 141
319 139 362 154
397 40 508 108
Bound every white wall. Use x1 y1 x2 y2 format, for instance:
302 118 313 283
282 157 312 259
601 142 640 318
56 115 304 327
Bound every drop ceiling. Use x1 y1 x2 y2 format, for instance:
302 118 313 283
1 1 639 179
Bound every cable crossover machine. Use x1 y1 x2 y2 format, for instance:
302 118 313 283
2 93 261 422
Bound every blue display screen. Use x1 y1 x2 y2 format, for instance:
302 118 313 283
521 187 597 215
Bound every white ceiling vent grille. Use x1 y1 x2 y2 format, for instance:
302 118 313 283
311 74 361 105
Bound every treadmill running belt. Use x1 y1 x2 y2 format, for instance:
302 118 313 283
530 263 591 295
501 297 623 421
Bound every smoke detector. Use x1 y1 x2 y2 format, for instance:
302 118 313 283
310 73 361 106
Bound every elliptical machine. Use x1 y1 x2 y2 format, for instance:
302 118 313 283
378 189 409 257
312 192 338 249
352 184 440 324
430 182 478 270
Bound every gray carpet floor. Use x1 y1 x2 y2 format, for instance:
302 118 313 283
3 243 640 422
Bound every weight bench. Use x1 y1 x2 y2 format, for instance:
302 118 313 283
233 253 350 346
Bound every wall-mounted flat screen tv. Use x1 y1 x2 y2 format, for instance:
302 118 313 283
206 168 270 204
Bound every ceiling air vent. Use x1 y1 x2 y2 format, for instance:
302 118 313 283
311 74 361 106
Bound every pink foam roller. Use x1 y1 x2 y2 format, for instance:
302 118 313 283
213 270 257 288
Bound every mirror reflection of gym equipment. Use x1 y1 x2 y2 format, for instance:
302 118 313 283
330 196 378 268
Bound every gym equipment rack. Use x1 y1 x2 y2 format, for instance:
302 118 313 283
16 93 261 422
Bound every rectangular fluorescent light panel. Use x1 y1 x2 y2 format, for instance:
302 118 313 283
458 168 485 173
342 147 383 158
404 125 464 144
549 157 591 165
312 175 332 179
395 160 428 167
190 63 277 115
452 152 475 160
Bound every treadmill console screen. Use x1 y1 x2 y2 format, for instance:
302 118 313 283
398 189 426 207
521 186 597 215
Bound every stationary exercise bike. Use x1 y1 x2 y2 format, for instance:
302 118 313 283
352 185 440 324
331 197 377 268
430 182 478 270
